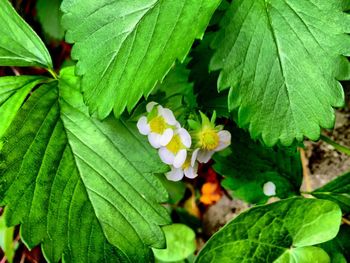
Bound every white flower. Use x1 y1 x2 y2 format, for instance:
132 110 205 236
263 181 276 196
158 128 191 168
166 153 199 181
137 102 177 148
194 130 231 163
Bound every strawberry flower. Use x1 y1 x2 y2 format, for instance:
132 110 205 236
165 152 199 181
190 112 231 163
137 102 177 148
158 127 191 168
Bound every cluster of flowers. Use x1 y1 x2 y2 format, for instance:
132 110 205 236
137 102 231 181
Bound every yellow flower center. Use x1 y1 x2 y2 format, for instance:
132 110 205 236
199 129 219 150
182 157 191 169
149 116 166 134
166 134 183 154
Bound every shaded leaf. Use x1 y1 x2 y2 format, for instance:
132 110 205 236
0 0 52 68
195 198 341 263
36 0 65 40
189 33 229 118
214 127 302 204
61 0 221 119
211 0 350 146
312 171 350 213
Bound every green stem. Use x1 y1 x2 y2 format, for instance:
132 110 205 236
320 135 350 156
47 68 58 80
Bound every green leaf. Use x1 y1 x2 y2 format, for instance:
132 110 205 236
152 224 196 262
211 0 350 146
195 198 341 263
61 0 221 119
320 225 350 263
312 171 350 213
214 127 302 204
0 67 170 262
0 215 15 263
189 32 229 118
155 174 186 205
0 75 46 140
274 247 330 263
149 61 197 124
36 0 65 40
0 0 52 68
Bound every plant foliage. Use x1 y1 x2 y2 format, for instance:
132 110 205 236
61 0 221 119
0 67 170 262
211 0 350 146
0 0 349 262
195 198 342 262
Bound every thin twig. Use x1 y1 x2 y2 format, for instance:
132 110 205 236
299 147 312 192
10 67 20 76
342 217 350 226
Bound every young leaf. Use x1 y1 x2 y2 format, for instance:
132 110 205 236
0 215 15 263
152 224 196 262
195 198 342 263
0 67 170 262
0 0 52 68
211 0 350 146
0 76 46 139
312 171 350 213
61 0 221 119
214 127 302 204
36 0 64 40
319 225 350 263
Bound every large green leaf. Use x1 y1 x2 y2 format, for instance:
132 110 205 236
0 75 46 139
0 67 170 262
61 0 221 119
312 172 350 213
214 127 302 204
195 198 341 263
0 0 52 68
211 0 350 146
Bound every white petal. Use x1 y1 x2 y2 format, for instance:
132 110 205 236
175 122 181 129
215 130 231 151
263 182 276 196
159 128 173 146
184 162 198 179
146 101 158 112
137 116 150 135
166 167 184 181
196 149 214 163
160 108 177 125
158 147 175 165
178 128 191 148
148 133 161 148
191 148 200 166
173 149 187 168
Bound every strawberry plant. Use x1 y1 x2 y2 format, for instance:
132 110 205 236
0 0 350 262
